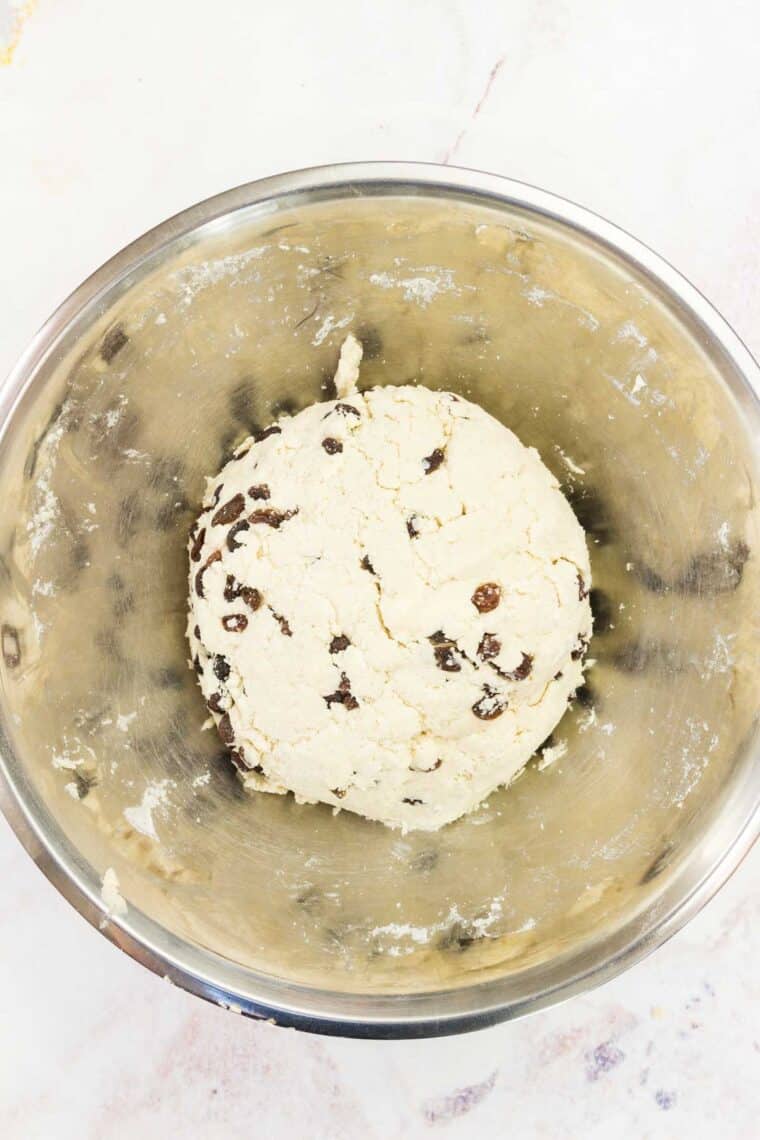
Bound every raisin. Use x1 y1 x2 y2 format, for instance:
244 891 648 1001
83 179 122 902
577 571 590 600
100 324 128 363
241 586 262 611
253 425 282 443
217 713 235 745
505 652 533 681
207 692 228 714
227 520 250 551
329 634 351 654
402 798 423 805
477 633 501 661
1 624 21 668
271 610 293 637
248 484 271 501
212 493 245 526
222 614 248 633
223 576 260 609
571 635 589 661
472 582 501 613
249 507 298 528
331 788 347 799
213 655 230 682
324 672 359 710
194 549 221 598
322 437 343 454
229 747 249 772
422 447 445 474
189 526 206 562
428 633 461 673
193 656 203 676
406 516 419 539
333 402 360 418
360 554 376 575
472 684 507 720
211 485 223 506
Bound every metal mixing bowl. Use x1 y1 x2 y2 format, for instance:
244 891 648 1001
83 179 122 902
0 164 757 1038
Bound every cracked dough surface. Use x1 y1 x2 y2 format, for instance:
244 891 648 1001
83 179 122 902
187 339 592 830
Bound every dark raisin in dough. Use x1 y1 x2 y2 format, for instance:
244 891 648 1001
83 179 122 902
402 798 423 805
571 634 589 661
505 652 533 681
271 610 293 637
189 525 206 562
428 633 462 673
472 684 507 720
577 571 589 600
422 447 445 474
333 402 360 418
477 633 501 661
207 692 228 714
217 713 235 745
360 554 376 574
213 655 230 682
253 425 282 443
249 507 298 528
227 520 250 551
194 549 221 598
406 516 419 538
322 437 343 454
329 634 351 654
248 484 271 500
222 614 248 633
212 493 245 526
324 672 359 710
471 582 501 613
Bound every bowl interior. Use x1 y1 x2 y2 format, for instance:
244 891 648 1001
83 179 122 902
0 180 758 1022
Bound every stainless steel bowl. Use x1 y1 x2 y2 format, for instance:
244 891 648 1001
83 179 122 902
0 164 757 1038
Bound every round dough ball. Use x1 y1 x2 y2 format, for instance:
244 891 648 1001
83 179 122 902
187 375 591 831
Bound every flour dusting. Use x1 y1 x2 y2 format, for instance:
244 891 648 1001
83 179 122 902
369 266 459 307
123 779 173 841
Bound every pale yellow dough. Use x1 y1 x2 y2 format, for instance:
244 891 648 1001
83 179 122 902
188 337 592 830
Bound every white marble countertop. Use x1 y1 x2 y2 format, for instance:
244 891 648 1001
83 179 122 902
0 2 758 1136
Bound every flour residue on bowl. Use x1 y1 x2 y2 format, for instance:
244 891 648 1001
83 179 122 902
368 264 461 307
370 895 513 957
123 779 174 841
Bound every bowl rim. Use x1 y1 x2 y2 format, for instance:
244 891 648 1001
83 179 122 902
0 161 758 1038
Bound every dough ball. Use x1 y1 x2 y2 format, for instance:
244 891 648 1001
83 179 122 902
187 344 591 831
